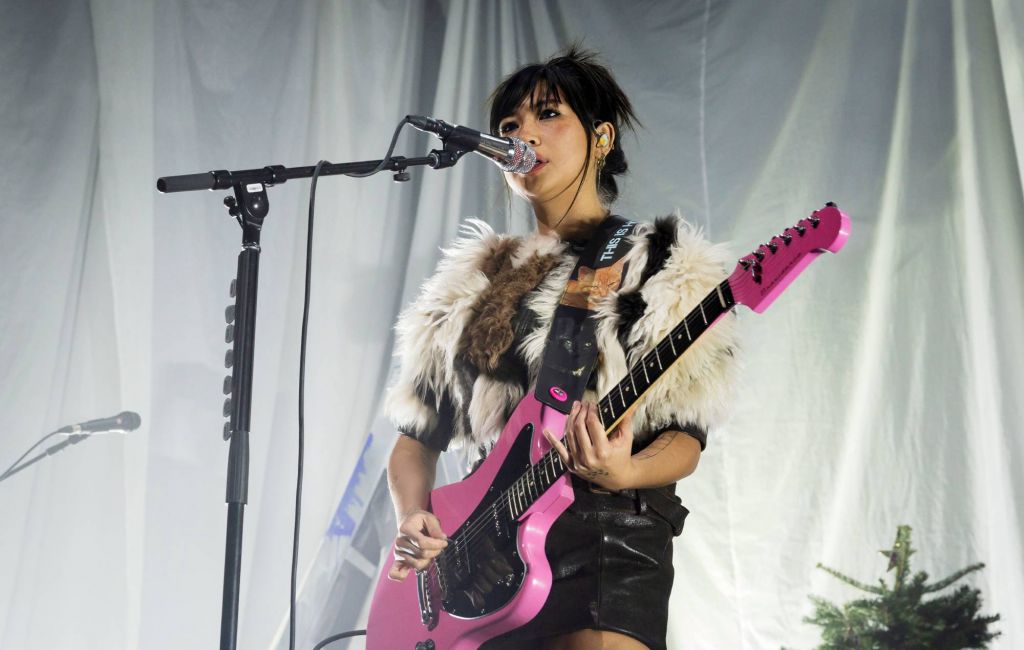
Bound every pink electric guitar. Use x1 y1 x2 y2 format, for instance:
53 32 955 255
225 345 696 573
366 203 851 649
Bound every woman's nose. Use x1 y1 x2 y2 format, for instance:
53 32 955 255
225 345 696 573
518 120 540 145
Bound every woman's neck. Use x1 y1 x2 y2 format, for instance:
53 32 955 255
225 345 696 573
533 193 609 240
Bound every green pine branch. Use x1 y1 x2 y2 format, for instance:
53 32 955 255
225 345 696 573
814 562 883 594
923 563 985 594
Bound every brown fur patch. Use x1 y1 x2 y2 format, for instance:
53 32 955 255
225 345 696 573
461 245 560 373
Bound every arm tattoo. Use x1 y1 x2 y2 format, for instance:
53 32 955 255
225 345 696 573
634 431 680 461
581 468 610 480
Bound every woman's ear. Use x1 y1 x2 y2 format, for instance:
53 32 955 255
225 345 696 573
594 122 616 151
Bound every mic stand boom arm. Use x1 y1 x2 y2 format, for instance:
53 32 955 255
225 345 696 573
156 146 467 194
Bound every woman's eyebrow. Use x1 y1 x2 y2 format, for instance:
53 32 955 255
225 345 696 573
500 97 560 123
531 97 559 109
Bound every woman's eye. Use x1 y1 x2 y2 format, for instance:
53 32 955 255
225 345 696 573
499 122 517 134
540 109 559 119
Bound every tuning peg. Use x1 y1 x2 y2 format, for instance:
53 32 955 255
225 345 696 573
739 258 753 270
225 324 234 343
223 421 232 440
223 196 236 208
223 375 232 395
781 233 793 245
767 242 778 254
229 279 237 298
795 225 806 236
826 201 837 207
223 397 232 417
225 304 235 323
224 350 234 368
753 249 766 262
808 216 820 228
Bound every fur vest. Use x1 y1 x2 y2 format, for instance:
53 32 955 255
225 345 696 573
384 215 740 463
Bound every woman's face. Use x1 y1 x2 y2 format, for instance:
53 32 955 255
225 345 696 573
497 88 599 206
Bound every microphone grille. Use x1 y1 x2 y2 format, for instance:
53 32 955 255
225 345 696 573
501 138 538 174
118 411 142 431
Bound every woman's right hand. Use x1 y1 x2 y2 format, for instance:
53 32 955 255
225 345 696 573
387 509 449 581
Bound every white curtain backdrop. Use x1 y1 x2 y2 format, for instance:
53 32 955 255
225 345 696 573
1 1 1021 648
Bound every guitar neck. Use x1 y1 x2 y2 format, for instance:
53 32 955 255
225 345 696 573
597 280 736 431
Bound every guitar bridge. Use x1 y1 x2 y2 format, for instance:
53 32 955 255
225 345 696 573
416 568 439 630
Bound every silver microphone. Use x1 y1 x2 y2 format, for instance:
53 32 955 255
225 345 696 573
407 115 537 173
57 411 142 435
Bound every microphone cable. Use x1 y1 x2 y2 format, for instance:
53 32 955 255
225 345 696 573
289 117 410 650
1 429 63 481
312 629 366 650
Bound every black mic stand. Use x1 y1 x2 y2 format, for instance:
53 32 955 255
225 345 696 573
157 140 469 650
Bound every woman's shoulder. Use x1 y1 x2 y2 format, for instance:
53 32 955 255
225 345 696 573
598 213 740 434
623 213 734 295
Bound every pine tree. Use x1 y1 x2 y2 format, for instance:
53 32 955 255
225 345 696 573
803 525 1001 649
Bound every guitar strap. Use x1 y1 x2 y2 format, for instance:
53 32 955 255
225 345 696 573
534 215 638 413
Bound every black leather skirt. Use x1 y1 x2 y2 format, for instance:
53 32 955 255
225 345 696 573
482 476 689 650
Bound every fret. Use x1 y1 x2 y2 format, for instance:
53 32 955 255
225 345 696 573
668 331 677 356
601 400 615 426
640 357 650 383
716 284 726 307
683 316 691 341
699 300 707 324
653 346 663 370
628 370 638 397
617 381 626 408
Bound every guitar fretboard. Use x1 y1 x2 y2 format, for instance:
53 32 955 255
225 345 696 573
597 280 735 430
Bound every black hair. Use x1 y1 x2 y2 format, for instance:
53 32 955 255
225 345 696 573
487 45 640 205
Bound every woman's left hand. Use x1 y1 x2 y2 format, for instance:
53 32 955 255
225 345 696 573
543 400 636 491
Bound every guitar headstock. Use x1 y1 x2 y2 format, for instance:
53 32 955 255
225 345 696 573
727 203 850 313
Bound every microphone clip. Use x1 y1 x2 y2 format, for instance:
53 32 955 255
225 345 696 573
428 141 471 170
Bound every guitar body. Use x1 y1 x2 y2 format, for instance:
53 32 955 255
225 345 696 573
366 394 574 650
